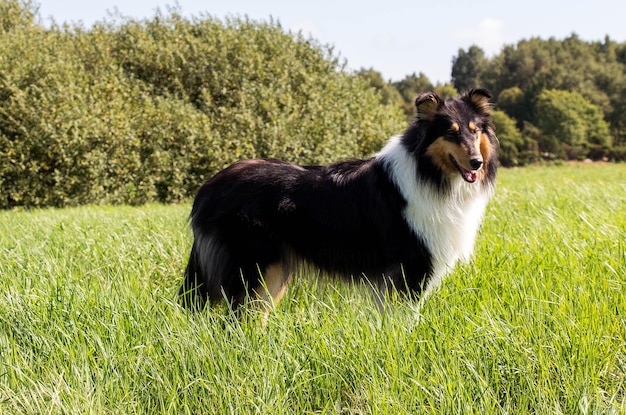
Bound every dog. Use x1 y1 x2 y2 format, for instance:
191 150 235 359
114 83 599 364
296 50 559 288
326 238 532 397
179 88 498 315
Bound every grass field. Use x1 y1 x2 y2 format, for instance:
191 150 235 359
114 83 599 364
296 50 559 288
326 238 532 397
0 164 624 414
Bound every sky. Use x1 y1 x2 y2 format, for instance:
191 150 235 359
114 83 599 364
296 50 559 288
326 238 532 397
37 0 626 84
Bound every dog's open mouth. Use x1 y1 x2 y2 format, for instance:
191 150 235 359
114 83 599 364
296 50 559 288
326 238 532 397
450 155 478 183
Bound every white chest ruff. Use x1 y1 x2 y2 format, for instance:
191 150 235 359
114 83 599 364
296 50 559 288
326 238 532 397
378 136 492 294
403 180 490 294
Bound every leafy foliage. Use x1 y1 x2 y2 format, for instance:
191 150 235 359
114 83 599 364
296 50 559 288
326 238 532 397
535 89 611 159
452 34 626 163
491 110 526 166
451 45 488 92
356 68 403 107
0 1 404 209
3 1 626 208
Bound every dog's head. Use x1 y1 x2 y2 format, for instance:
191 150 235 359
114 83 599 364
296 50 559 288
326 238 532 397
413 88 497 184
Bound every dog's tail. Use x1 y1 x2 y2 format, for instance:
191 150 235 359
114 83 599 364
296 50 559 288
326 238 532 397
178 241 208 310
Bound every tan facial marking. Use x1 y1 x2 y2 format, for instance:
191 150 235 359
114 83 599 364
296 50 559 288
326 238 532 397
427 137 473 175
426 137 450 173
468 121 477 132
479 132 491 165
451 122 459 132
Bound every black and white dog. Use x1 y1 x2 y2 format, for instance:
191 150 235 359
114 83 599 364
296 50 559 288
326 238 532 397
179 89 498 313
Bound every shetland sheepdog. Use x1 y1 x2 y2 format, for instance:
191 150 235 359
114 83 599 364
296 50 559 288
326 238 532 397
179 88 498 313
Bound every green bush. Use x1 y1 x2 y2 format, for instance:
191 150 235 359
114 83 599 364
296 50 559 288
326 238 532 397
491 110 523 166
534 89 611 159
0 2 404 208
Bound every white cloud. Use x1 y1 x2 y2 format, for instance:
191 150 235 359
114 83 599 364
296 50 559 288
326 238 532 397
456 18 507 55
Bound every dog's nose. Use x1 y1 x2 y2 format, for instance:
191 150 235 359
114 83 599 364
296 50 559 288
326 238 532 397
470 158 483 170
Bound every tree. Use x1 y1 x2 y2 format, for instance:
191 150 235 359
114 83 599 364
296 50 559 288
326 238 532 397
0 3 406 208
497 87 529 127
356 68 403 106
491 110 524 166
434 83 458 100
534 89 611 159
392 72 434 117
451 45 487 91
0 0 36 32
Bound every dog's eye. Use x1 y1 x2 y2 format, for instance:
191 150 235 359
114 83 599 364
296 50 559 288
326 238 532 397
468 121 478 134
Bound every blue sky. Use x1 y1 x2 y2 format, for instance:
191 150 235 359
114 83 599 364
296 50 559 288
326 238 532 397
37 0 626 84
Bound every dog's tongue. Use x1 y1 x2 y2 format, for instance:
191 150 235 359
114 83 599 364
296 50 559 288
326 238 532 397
463 170 478 183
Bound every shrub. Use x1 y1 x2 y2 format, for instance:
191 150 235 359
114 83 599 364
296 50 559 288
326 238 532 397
0 2 404 208
534 89 611 158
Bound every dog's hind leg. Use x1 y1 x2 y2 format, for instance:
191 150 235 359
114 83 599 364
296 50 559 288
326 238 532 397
259 263 292 302
234 262 292 326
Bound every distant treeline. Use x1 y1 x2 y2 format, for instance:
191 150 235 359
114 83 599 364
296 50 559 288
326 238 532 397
360 35 626 166
1 1 625 209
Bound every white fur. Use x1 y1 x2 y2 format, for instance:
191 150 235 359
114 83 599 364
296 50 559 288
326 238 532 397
194 232 229 284
377 135 493 295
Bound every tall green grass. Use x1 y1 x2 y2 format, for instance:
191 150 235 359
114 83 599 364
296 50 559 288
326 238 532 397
1 164 624 414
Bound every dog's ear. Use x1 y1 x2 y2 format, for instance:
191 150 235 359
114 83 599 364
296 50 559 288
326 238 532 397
463 88 492 115
415 92 442 121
